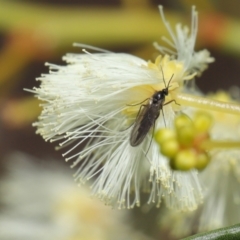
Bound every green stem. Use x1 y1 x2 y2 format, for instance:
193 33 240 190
201 140 240 150
175 93 240 116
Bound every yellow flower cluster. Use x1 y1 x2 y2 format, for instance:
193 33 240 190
147 55 195 88
154 112 213 171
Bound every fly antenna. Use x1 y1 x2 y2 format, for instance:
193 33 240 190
160 66 174 90
167 74 174 89
160 66 167 88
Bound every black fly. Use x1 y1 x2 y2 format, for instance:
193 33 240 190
130 74 177 147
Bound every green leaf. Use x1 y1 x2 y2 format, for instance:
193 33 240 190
182 224 240 240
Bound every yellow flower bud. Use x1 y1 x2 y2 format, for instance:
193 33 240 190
173 149 197 171
195 152 210 170
177 125 195 147
194 112 213 133
160 138 179 158
174 114 193 130
154 128 176 146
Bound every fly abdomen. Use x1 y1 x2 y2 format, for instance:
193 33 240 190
130 111 153 146
130 103 161 146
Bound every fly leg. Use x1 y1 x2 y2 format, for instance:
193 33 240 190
161 99 180 127
126 98 150 106
164 99 180 106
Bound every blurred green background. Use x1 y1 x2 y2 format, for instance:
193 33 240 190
0 0 239 239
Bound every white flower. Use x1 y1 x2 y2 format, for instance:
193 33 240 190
159 91 240 237
196 93 240 232
198 151 240 231
154 6 214 76
0 153 150 240
160 151 240 237
32 6 213 210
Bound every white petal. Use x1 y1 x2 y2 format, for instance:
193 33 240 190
154 6 214 76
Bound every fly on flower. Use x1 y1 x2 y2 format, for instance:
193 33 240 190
30 5 214 210
130 73 178 147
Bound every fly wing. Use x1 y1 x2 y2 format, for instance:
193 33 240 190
130 105 155 146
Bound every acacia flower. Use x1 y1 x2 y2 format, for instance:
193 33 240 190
159 91 240 237
0 153 149 240
31 6 214 210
